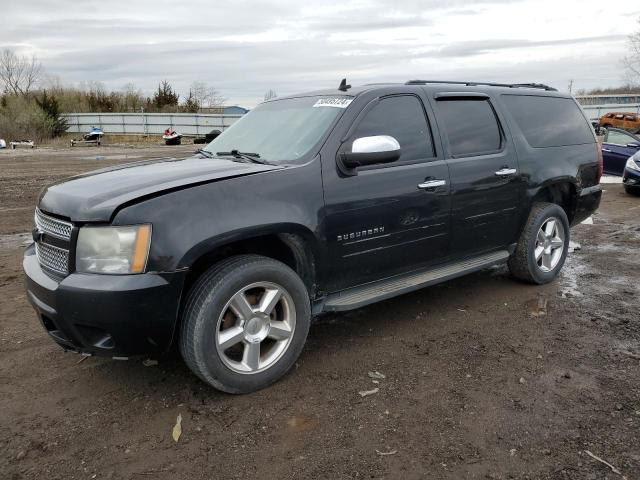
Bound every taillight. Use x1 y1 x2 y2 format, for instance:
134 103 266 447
596 143 603 184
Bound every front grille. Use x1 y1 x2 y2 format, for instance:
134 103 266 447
35 242 69 275
34 208 72 276
35 208 72 240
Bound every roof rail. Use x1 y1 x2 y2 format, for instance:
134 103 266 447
405 80 557 91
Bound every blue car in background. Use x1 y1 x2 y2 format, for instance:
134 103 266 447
623 150 640 195
601 128 640 175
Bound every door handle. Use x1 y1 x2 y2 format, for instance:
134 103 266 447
495 168 517 176
602 148 612 152
418 179 446 189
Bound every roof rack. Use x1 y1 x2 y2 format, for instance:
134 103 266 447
405 80 557 91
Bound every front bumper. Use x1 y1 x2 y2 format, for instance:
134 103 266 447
572 184 602 225
623 167 640 188
23 244 187 357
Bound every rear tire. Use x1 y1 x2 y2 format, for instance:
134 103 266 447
508 202 570 284
180 255 311 393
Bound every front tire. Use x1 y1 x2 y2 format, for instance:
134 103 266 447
508 202 570 284
180 255 311 393
624 185 640 196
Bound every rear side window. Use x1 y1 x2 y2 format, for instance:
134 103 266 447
435 99 502 157
502 95 593 148
351 95 435 162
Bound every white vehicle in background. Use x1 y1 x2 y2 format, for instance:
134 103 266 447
10 140 35 149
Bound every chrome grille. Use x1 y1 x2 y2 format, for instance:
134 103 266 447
35 242 69 275
35 208 72 240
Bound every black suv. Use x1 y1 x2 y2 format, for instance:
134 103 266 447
24 80 603 393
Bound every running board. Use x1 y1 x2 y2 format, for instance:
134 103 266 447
322 250 510 312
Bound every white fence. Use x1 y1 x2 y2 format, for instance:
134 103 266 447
575 94 640 105
580 103 640 121
62 103 639 136
62 112 243 136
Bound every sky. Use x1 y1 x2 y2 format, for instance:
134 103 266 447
1 0 639 107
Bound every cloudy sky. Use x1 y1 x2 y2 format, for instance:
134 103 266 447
1 0 639 107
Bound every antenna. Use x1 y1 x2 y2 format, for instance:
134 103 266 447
338 78 351 92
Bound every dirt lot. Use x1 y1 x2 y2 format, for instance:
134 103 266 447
1 145 639 480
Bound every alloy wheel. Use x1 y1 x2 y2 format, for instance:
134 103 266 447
534 217 565 272
215 282 296 374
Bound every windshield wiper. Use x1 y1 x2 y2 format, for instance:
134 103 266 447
216 149 271 165
194 148 214 158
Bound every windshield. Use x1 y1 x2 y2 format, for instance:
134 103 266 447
204 96 351 163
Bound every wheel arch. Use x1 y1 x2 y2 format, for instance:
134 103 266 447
178 223 322 301
529 179 578 224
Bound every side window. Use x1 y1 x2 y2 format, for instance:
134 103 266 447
435 99 502 157
607 129 636 146
350 95 434 162
501 95 594 147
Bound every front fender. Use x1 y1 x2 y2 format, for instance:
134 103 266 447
111 161 325 273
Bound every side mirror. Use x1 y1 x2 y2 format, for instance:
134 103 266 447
341 135 401 168
626 142 640 149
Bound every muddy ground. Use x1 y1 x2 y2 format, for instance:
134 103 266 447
1 145 639 480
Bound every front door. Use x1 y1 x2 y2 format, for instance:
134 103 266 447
321 94 451 292
603 129 640 175
431 94 524 256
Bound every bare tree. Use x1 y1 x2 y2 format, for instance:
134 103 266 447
190 81 225 108
624 17 640 84
0 49 43 95
264 89 278 101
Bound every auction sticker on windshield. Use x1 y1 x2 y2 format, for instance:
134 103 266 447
313 98 353 108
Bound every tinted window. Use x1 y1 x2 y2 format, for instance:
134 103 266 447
502 95 594 147
435 99 502 156
351 95 434 162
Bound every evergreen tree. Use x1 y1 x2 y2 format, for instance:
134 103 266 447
35 90 68 137
183 90 200 113
152 80 179 110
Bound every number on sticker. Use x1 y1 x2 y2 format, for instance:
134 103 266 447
313 98 353 108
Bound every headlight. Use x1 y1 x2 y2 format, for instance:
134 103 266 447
76 225 152 274
625 157 640 172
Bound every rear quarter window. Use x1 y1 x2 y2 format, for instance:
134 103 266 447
501 95 594 148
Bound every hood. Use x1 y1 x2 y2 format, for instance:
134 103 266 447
38 155 283 222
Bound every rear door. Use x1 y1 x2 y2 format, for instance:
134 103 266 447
430 93 524 256
321 93 451 291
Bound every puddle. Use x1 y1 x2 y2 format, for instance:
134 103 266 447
0 233 32 248
526 295 548 317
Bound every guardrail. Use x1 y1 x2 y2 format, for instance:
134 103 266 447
62 112 243 136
